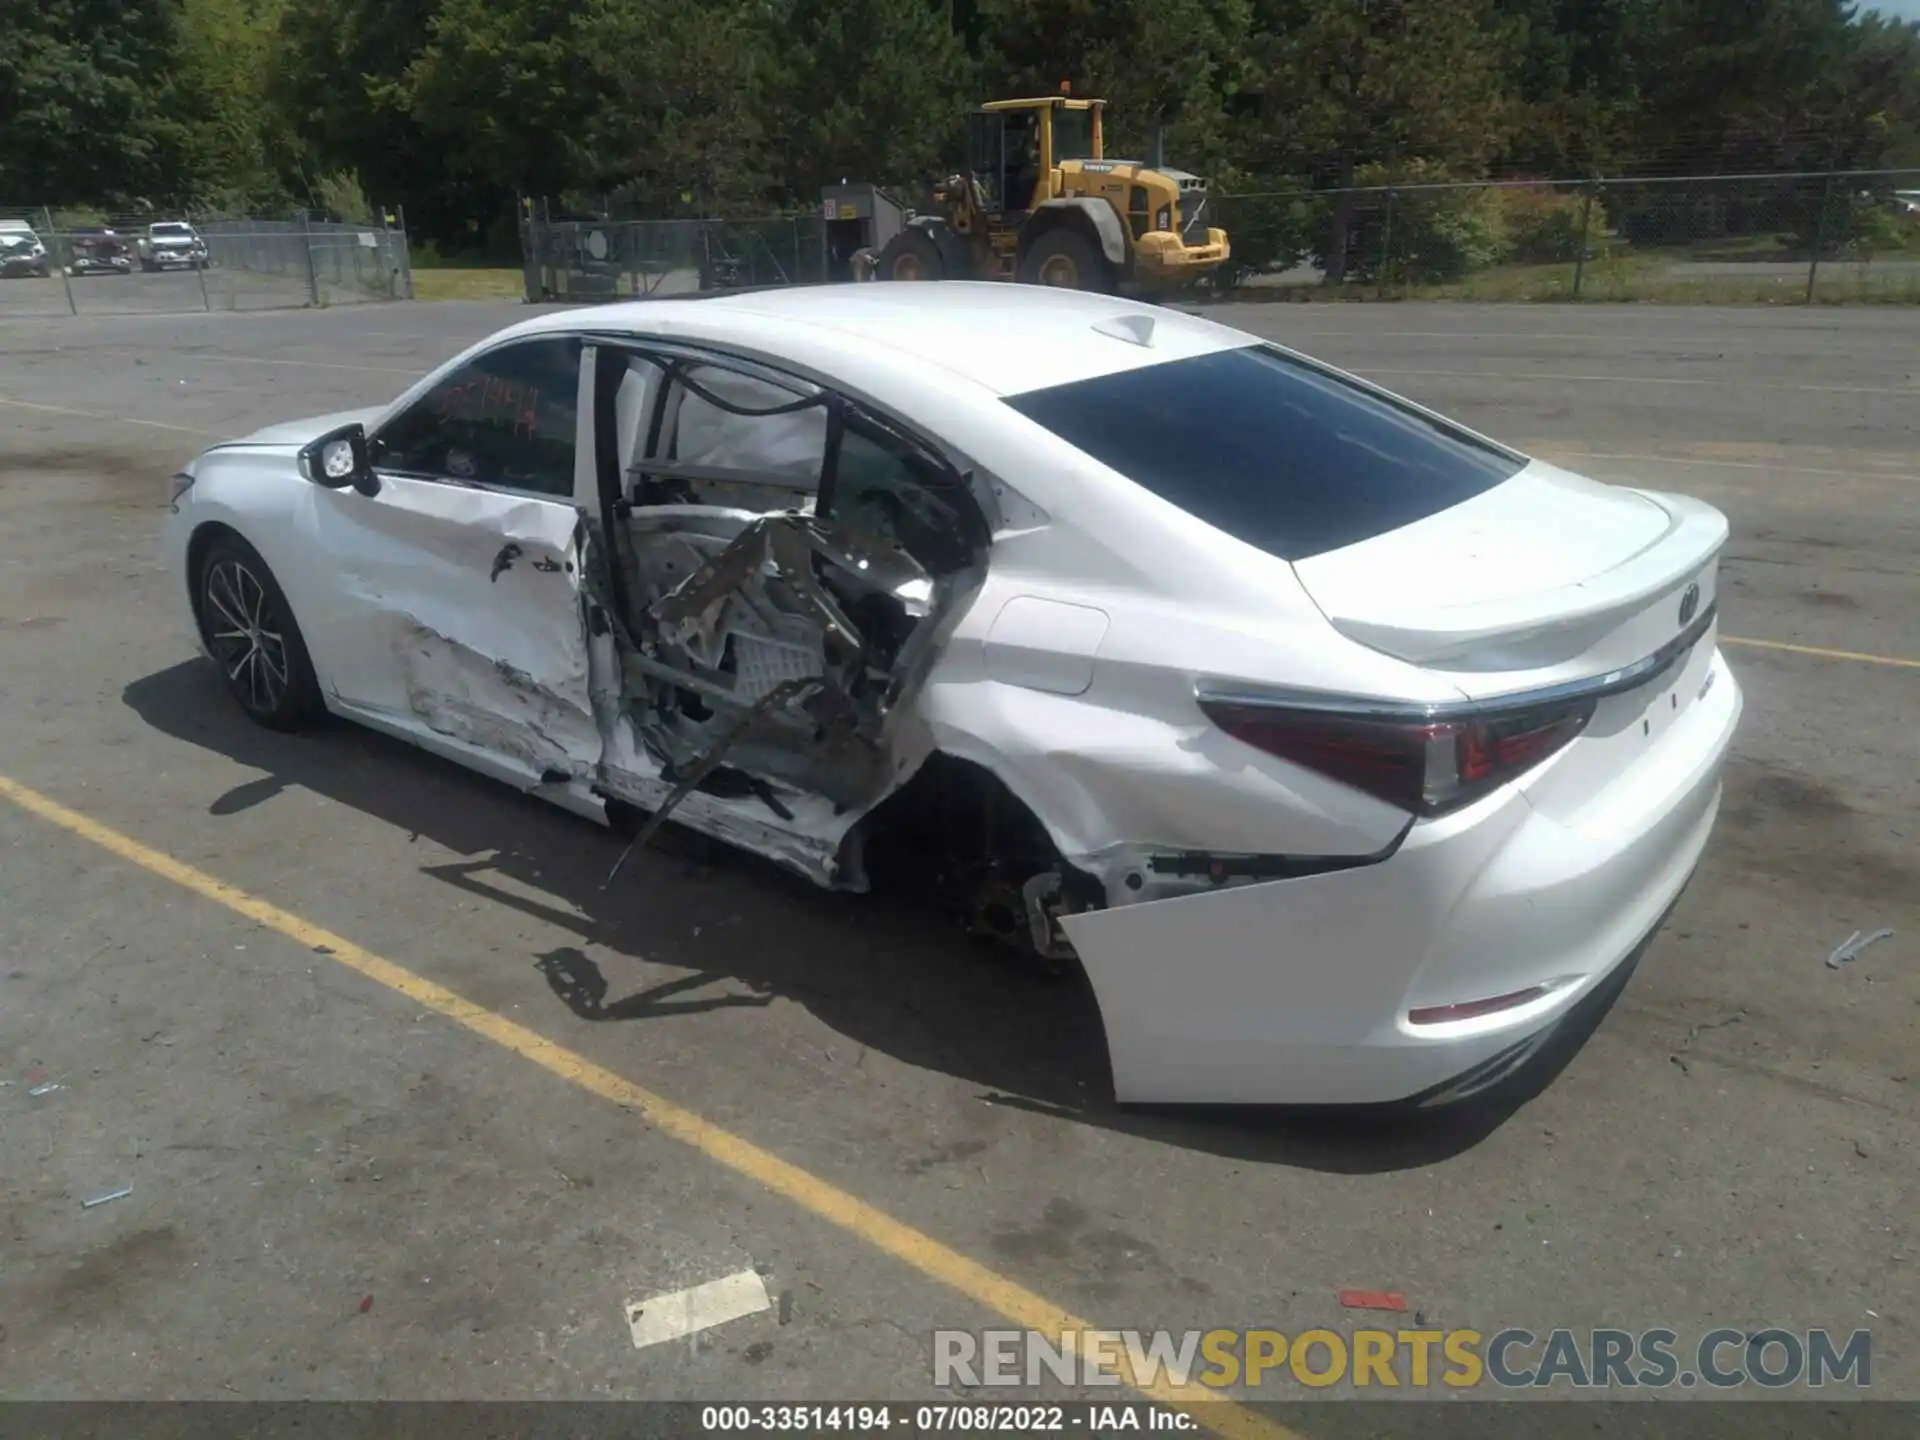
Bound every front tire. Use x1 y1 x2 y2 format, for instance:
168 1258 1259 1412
194 535 325 731
1016 226 1115 292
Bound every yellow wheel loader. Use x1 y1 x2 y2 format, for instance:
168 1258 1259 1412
821 93 1230 295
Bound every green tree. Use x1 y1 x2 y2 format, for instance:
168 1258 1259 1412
1238 0 1522 278
977 0 1252 173
173 0 297 209
399 0 601 219
1800 9 1920 171
1624 0 1869 173
578 0 774 215
764 0 975 196
0 0 194 204
270 0 449 231
1494 0 1653 173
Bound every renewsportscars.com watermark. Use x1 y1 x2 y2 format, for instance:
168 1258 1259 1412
934 1327 1873 1391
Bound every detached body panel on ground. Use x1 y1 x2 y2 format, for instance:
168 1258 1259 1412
160 284 1742 1106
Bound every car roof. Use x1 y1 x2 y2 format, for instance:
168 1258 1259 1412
505 282 1255 397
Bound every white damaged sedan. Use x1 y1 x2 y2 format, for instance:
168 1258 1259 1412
163 284 1741 1107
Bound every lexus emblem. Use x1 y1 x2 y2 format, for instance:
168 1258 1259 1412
1678 582 1701 626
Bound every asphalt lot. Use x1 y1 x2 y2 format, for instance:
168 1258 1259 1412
0 297 1915 1423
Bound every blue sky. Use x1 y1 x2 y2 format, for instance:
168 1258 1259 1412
1863 0 1920 20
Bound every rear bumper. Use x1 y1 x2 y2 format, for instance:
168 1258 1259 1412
1058 647 1742 1106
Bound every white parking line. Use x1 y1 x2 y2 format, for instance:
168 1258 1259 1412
0 394 221 437
1519 445 1920 484
184 351 420 376
1362 366 1917 397
625 1269 773 1350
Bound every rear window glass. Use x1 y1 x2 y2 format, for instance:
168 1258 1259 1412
1002 344 1524 560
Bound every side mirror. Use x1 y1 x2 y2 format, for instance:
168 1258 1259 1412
298 423 380 496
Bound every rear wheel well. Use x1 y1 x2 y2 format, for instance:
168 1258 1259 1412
851 753 1101 968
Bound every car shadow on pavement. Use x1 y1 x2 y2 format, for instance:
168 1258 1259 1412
125 659 1640 1174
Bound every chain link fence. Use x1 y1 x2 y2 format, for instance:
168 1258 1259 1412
1215 169 1920 302
519 204 826 303
0 206 414 318
520 169 1920 306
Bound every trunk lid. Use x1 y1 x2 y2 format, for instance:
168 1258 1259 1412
1289 460 1727 700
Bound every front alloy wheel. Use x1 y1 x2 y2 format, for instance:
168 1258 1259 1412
196 537 323 730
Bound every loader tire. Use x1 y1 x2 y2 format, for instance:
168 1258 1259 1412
1017 226 1114 292
875 230 945 282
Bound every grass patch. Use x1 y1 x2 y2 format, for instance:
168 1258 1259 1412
409 267 526 301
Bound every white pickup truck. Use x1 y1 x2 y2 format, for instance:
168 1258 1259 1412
138 221 210 271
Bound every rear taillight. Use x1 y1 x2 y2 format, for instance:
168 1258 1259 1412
1198 696 1593 817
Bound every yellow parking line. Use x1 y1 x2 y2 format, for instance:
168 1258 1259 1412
0 774 1295 1440
0 394 221 437
1723 635 1920 670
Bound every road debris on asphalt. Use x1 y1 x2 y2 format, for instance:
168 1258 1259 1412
359 1295 373 1314
27 1081 63 1097
81 1186 132 1209
1337 1289 1408 1313
1827 928 1894 969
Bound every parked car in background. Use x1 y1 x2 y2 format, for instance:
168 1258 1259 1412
138 220 210 271
68 229 133 276
0 220 52 277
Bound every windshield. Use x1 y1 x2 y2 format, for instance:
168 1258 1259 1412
1002 344 1525 561
152 224 193 237
1054 107 1095 162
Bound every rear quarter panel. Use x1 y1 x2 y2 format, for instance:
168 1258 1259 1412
895 386 1459 870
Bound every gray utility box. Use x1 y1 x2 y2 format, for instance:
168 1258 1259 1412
820 184 910 281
